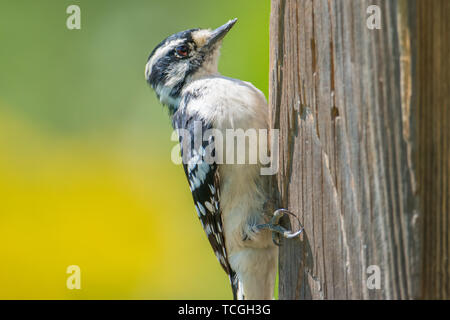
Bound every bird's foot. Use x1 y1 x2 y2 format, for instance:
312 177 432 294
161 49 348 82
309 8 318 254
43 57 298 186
256 209 304 246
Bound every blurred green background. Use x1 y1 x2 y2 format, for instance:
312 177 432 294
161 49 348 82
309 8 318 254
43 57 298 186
0 0 270 299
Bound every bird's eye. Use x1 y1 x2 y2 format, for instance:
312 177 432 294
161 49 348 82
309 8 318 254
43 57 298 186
175 45 188 57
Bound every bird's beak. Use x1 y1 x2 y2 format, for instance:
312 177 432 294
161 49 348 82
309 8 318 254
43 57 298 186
205 18 237 49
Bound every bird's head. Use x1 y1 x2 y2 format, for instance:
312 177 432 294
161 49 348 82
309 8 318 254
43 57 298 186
145 18 237 113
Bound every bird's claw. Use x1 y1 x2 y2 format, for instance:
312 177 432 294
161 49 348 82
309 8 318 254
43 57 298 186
256 209 304 246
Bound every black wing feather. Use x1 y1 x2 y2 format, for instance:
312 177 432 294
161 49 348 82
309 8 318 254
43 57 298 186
172 109 238 298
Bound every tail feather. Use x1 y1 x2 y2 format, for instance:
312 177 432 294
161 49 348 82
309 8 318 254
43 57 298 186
230 271 245 300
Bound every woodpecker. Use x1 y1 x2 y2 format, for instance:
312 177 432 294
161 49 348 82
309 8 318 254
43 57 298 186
145 19 302 300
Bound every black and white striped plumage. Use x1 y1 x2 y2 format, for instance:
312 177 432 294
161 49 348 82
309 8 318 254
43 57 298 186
145 19 277 300
173 109 239 298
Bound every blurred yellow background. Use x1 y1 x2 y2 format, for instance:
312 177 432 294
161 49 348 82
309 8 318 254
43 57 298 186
0 0 270 299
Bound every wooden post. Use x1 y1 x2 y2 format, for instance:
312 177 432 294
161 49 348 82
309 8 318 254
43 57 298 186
269 0 449 299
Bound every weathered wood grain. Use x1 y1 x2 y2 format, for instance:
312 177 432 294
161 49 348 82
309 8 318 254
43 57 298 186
269 0 449 299
417 0 450 299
